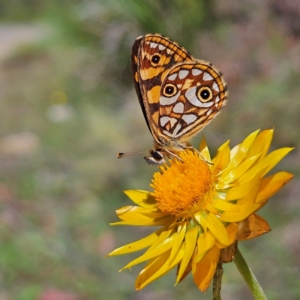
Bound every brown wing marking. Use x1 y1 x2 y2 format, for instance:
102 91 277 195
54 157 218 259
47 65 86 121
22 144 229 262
157 61 228 140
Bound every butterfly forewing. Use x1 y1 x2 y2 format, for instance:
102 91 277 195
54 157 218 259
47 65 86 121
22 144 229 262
158 61 227 141
131 34 193 141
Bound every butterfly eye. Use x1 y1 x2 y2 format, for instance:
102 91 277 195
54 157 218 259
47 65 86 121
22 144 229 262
197 86 213 102
151 53 161 66
162 83 178 97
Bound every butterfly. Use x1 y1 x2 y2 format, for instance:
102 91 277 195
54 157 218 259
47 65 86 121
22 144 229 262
118 33 228 165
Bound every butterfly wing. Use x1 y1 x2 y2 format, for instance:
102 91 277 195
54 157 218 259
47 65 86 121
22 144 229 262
131 36 149 130
157 61 228 142
130 34 193 141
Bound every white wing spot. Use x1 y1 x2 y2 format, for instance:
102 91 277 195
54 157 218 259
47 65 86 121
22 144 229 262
160 116 178 128
168 73 177 81
215 96 220 103
150 42 158 48
158 44 166 50
163 130 173 137
179 70 189 79
212 82 220 92
173 102 184 113
185 86 213 108
203 72 213 81
182 114 197 124
172 123 182 136
192 68 203 76
160 91 180 106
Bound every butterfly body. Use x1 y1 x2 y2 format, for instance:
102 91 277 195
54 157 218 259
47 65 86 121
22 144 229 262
130 34 228 165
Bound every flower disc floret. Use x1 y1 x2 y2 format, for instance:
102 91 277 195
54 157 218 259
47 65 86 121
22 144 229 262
151 151 213 216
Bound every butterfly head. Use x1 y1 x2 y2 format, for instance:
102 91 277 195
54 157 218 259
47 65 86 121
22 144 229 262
144 150 165 165
144 140 188 166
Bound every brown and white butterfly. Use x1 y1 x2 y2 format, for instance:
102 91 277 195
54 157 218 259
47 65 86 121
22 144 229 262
118 33 228 165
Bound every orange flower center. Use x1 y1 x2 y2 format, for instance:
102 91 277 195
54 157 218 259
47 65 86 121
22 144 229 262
151 150 213 216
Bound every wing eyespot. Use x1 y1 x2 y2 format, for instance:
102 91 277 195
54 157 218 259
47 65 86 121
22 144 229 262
197 86 213 103
151 53 161 66
162 83 178 97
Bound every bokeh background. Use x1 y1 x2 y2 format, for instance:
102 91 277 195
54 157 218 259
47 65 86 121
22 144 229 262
0 1 299 299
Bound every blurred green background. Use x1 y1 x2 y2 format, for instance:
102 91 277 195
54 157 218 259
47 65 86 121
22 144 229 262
0 1 299 299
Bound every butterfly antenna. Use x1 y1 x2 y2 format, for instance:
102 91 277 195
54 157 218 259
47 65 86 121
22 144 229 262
117 151 147 159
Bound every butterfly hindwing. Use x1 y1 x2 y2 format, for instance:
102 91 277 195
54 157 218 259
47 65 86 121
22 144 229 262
158 61 227 140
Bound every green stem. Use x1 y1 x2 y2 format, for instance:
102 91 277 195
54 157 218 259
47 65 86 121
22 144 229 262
234 248 268 300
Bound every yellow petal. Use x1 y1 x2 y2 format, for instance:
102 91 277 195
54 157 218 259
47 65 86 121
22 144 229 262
124 190 156 208
226 223 238 245
215 223 238 248
112 218 171 226
135 251 170 290
146 226 174 252
121 227 182 270
237 213 270 240
256 171 294 205
195 231 215 262
108 228 164 256
225 175 263 201
238 147 294 184
223 176 264 221
219 154 260 185
116 206 162 218
176 259 192 284
136 247 185 290
203 213 229 245
237 175 263 206
168 223 187 266
212 140 230 172
193 245 220 292
213 199 240 212
112 206 172 226
194 212 207 232
244 129 273 160
228 130 260 169
258 147 294 175
176 227 198 282
145 226 174 252
219 202 261 222
199 134 211 162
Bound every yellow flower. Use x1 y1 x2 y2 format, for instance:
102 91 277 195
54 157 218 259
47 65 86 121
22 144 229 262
108 129 293 292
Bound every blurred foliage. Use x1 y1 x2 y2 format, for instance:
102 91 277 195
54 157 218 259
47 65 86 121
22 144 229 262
0 0 299 299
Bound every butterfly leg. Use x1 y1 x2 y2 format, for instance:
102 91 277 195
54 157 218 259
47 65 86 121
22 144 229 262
163 149 184 162
185 145 213 165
